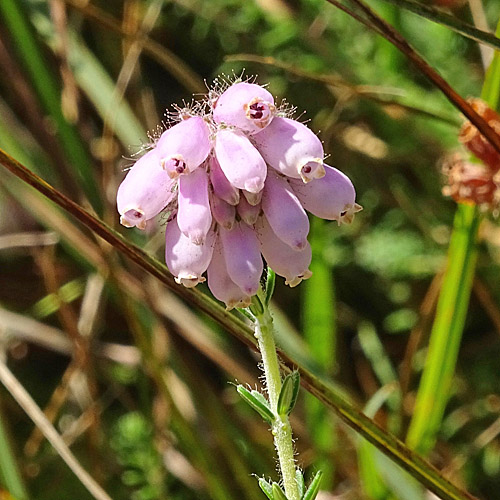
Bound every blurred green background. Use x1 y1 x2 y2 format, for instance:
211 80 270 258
0 0 500 499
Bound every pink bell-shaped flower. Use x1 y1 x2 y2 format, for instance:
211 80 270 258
209 156 240 206
253 116 325 182
207 238 252 310
117 149 176 230
165 217 215 288
156 116 211 179
214 128 267 193
213 82 275 134
219 221 263 296
177 167 212 244
256 216 312 287
262 169 310 250
210 193 236 230
237 195 261 226
289 164 362 224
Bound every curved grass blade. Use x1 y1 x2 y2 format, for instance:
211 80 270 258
378 0 500 52
0 0 101 211
0 148 478 500
0 403 29 500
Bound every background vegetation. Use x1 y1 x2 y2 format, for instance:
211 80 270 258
0 0 499 499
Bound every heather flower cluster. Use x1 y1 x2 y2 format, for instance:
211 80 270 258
117 79 361 309
444 97 500 214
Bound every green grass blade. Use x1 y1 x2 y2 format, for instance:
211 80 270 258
406 204 480 454
378 0 500 52
303 218 336 489
358 322 402 434
481 22 500 109
406 19 500 456
0 402 30 500
0 0 101 211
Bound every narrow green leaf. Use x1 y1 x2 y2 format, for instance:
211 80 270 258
481 22 500 108
237 386 275 424
265 268 276 305
295 469 305 499
357 322 402 433
258 478 275 500
249 295 265 316
277 372 300 417
303 471 323 500
0 402 29 500
272 483 288 500
378 0 500 53
406 204 480 454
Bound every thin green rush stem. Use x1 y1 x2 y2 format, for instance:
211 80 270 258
407 18 500 456
0 399 29 500
254 306 300 500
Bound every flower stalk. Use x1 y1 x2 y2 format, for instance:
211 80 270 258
253 296 300 500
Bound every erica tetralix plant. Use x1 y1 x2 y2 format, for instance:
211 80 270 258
117 77 361 309
117 77 361 500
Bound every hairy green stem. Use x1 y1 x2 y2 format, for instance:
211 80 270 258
255 306 300 500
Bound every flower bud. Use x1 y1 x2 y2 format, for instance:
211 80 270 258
117 149 176 230
213 82 275 134
459 98 500 171
177 167 212 244
156 116 211 179
253 116 325 182
289 164 362 224
165 217 215 287
262 169 310 250
256 216 312 287
442 153 499 212
209 156 240 205
207 238 252 310
211 193 236 230
215 128 267 193
242 189 262 206
219 221 263 296
237 194 261 226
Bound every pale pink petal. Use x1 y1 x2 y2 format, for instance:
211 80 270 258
209 156 240 205
156 116 211 179
237 195 261 226
177 167 212 244
219 221 263 295
207 237 251 310
252 116 325 182
213 82 275 134
214 128 267 193
117 149 176 230
256 216 312 287
211 193 236 230
262 169 310 250
165 218 215 287
289 164 362 224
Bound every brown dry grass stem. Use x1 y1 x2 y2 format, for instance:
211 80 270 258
324 0 500 155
